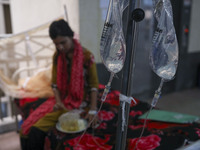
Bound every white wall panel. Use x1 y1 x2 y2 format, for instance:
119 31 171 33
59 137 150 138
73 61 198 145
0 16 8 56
188 0 200 53
79 0 104 63
0 5 5 34
10 0 63 33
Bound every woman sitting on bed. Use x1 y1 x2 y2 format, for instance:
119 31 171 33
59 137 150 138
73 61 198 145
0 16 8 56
20 19 99 150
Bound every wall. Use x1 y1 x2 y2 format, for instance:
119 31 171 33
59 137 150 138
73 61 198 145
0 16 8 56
9 0 79 35
0 4 5 34
61 0 80 37
173 0 200 91
188 0 200 53
79 0 102 63
10 0 61 33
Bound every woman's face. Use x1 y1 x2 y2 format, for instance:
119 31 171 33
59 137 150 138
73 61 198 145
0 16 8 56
53 36 74 54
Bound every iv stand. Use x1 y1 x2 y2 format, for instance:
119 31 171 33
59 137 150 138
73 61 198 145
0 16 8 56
115 0 145 149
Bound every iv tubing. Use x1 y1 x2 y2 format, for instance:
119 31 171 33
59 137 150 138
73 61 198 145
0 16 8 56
74 101 104 148
101 72 115 101
133 78 165 150
151 78 164 107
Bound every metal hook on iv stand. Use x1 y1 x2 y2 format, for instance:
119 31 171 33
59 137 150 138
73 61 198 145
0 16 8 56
115 1 145 150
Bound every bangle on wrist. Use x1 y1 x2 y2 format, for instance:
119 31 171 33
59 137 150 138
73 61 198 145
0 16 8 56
91 88 98 92
51 84 57 89
88 110 97 115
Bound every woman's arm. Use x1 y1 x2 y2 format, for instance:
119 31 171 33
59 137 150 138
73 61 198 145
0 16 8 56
86 89 99 126
83 50 99 125
89 89 98 110
52 84 66 111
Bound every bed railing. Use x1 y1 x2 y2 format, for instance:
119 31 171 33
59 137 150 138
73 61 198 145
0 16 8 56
0 18 60 132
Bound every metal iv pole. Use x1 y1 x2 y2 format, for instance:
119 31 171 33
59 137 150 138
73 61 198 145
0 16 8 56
115 0 145 149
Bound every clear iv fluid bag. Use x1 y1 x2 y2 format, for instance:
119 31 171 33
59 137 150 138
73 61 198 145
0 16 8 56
150 0 179 81
100 0 126 74
104 36 126 73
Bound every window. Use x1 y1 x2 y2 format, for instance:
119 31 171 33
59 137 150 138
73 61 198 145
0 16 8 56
3 4 12 33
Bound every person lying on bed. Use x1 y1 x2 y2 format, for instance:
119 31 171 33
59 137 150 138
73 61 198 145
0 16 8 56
20 19 99 150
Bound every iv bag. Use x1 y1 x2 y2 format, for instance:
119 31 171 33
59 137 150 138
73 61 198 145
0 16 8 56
150 0 179 81
119 0 129 12
100 0 126 74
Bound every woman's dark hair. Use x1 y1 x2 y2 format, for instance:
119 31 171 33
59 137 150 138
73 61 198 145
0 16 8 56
49 19 74 39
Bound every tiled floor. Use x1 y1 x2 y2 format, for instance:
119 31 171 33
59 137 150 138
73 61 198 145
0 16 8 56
0 87 199 150
0 131 20 150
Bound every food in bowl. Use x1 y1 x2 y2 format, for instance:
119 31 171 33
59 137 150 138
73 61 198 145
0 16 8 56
58 112 86 132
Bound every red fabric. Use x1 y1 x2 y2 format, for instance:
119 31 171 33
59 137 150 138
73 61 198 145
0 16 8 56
57 39 84 109
21 39 84 135
128 134 161 150
64 134 113 150
146 121 188 129
19 98 39 107
21 98 55 135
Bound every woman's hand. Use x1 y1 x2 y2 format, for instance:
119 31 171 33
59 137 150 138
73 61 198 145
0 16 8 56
52 86 67 111
86 90 99 127
85 110 100 128
53 102 66 111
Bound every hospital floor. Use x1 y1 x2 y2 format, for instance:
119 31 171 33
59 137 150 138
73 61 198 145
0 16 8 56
0 87 199 150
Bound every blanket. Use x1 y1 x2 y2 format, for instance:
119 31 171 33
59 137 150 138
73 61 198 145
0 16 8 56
15 85 200 150
43 87 200 150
